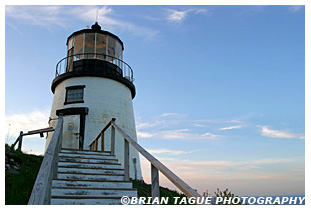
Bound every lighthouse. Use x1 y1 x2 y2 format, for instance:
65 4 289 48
46 22 142 180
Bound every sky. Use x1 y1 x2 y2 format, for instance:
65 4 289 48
3 2 309 197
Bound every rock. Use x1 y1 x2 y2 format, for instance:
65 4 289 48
6 164 11 169
13 165 19 170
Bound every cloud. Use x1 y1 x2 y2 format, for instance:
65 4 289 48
166 8 208 22
140 155 304 195
167 10 188 21
138 128 221 140
219 125 244 131
137 131 155 138
192 124 209 128
148 149 191 156
5 5 67 28
136 112 259 141
288 5 304 13
5 5 159 40
5 109 50 141
258 126 304 140
136 112 226 140
161 112 184 117
6 21 24 36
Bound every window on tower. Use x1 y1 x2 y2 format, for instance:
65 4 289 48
64 85 85 105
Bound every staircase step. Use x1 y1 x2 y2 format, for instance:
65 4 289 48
60 149 111 156
51 149 137 205
51 197 124 205
52 179 133 189
57 172 125 181
58 167 124 175
59 152 117 160
51 187 137 197
59 157 118 164
58 161 122 169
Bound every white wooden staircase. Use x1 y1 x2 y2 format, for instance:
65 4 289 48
28 117 201 205
50 149 137 205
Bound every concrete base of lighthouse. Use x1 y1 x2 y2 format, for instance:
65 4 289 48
46 76 143 180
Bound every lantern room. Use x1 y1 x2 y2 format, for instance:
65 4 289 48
53 22 135 98
66 22 123 65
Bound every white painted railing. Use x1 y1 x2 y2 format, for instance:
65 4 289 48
89 118 201 202
11 127 55 151
28 115 63 205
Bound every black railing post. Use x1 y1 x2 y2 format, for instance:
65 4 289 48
101 131 105 152
17 131 23 151
111 118 116 155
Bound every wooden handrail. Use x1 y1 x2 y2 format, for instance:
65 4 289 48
23 127 54 136
89 118 116 151
90 118 201 202
111 121 201 198
28 115 63 205
11 127 55 151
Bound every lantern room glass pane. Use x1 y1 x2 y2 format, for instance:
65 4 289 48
66 37 74 72
96 33 106 60
74 34 84 55
107 36 116 59
115 41 122 68
68 37 74 50
115 41 122 60
84 33 95 58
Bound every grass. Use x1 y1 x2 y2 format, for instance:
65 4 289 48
5 144 43 205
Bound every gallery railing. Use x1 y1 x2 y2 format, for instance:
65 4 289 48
56 53 134 83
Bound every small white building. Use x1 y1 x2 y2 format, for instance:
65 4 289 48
46 22 142 180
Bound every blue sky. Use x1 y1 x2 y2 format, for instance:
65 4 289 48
4 4 307 197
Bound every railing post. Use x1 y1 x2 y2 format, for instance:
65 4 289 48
17 131 23 150
151 164 160 203
95 139 98 151
111 118 116 155
101 131 105 152
124 139 130 181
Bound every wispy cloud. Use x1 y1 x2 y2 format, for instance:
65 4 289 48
219 125 244 131
137 131 155 138
135 112 257 140
161 112 184 117
167 9 188 21
166 8 208 22
5 5 67 28
137 128 221 140
5 5 159 40
136 113 259 140
159 129 221 140
5 109 50 143
6 21 24 36
288 5 304 13
148 149 192 156
258 125 304 140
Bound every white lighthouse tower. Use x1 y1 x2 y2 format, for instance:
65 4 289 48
46 22 142 180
